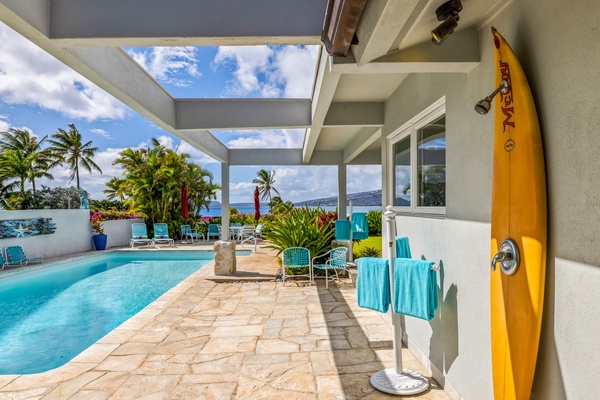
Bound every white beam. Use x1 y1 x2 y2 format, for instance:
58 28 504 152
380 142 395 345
323 103 384 128
229 149 303 166
48 0 327 46
352 0 421 66
343 128 381 163
302 48 342 163
176 99 311 130
177 131 228 163
333 28 480 74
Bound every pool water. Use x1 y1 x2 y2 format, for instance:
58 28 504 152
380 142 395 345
0 251 212 374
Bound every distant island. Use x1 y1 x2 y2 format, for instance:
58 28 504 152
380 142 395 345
212 189 384 208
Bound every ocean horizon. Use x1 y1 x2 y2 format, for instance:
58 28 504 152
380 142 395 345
202 205 382 217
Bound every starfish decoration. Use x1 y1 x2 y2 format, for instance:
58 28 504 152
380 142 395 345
14 223 27 237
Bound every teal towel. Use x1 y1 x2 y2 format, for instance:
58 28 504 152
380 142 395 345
392 259 438 321
351 213 369 240
357 257 390 313
396 236 412 258
335 220 351 241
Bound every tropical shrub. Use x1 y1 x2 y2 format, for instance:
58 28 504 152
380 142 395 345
265 206 335 261
354 246 382 260
366 210 383 236
90 209 145 235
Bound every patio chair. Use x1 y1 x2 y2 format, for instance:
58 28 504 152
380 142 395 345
254 223 264 239
312 247 349 289
281 247 312 284
207 224 220 240
181 224 204 243
153 223 174 247
4 245 43 266
230 223 242 240
130 223 154 248
0 249 12 270
240 225 257 252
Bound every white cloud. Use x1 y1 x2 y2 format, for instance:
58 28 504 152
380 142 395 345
127 47 201 87
0 115 9 132
347 165 382 194
0 23 128 121
224 129 304 148
90 128 112 139
213 45 318 98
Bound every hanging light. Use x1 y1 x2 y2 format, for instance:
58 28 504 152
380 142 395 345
431 0 463 45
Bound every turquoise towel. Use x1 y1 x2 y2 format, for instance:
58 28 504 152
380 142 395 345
357 257 390 313
392 259 438 321
351 213 369 240
335 220 351 241
396 236 412 258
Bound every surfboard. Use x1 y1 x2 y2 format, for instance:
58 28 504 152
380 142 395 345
489 28 547 400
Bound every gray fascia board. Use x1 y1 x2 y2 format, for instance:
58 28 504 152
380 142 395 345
176 99 312 130
229 149 303 166
323 103 384 127
49 0 327 46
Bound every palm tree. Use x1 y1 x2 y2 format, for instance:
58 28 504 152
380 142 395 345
252 169 280 211
47 123 102 188
184 163 220 215
0 128 53 192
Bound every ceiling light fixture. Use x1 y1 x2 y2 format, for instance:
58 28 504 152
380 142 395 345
431 0 463 45
474 81 509 115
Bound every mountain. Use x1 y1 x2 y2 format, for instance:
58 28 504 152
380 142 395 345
295 190 382 207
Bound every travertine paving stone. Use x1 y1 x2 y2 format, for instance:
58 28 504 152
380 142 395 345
0 244 450 399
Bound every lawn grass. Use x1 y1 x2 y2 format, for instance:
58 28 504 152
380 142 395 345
352 235 382 256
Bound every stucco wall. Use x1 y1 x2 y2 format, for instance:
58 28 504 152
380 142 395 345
0 209 90 260
381 0 600 399
102 218 145 249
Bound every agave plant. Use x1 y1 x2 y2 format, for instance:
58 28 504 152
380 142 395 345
265 206 334 260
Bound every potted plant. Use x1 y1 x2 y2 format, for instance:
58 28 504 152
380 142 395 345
90 212 108 250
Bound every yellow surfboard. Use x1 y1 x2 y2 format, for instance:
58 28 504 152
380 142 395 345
489 28 547 400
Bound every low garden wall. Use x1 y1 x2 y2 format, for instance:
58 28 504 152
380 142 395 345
0 210 146 260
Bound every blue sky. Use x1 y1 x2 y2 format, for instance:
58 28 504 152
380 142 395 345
0 23 381 204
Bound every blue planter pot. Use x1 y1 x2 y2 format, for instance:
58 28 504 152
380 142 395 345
93 234 108 250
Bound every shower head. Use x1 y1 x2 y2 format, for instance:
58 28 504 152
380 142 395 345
474 80 509 115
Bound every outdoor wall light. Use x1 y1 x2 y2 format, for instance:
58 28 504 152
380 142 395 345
474 80 509 115
431 0 463 45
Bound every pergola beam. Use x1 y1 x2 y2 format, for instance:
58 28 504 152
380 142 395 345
343 127 380 163
324 103 384 128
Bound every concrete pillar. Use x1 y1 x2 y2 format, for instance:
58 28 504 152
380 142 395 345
221 163 230 240
338 164 347 218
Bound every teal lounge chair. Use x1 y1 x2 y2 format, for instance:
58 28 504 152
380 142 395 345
5 245 43 266
130 223 154 248
312 247 349 289
153 223 174 246
0 250 9 270
207 224 220 240
181 224 205 243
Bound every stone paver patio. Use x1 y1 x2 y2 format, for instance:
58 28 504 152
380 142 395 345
0 243 450 399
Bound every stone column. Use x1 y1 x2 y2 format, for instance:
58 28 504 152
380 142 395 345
214 240 236 275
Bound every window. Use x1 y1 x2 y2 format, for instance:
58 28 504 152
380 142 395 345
389 100 445 215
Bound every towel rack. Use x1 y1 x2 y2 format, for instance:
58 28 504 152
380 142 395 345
369 206 432 396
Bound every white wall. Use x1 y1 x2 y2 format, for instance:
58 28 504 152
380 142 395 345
102 218 145 249
381 0 600 398
0 209 91 260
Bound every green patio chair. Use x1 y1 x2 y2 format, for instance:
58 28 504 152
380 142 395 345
312 247 349 289
153 223 174 247
207 224 220 240
181 224 204 243
130 223 154 248
281 247 312 284
5 245 43 266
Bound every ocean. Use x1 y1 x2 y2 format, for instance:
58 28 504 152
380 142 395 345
203 205 381 217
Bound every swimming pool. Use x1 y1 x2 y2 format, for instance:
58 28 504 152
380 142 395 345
0 250 217 375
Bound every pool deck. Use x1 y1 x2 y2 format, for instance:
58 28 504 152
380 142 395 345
0 242 451 399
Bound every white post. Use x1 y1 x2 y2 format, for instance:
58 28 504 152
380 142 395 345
369 205 430 396
348 200 354 262
338 164 347 219
221 163 230 240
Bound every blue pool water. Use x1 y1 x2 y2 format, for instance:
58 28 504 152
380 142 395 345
0 251 215 375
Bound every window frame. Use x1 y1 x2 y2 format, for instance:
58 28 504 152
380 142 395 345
387 98 446 216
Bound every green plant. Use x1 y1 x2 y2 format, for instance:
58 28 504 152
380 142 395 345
354 246 382 260
265 206 334 260
366 210 382 236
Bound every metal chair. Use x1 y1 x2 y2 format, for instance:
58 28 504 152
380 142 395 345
312 247 349 289
153 223 174 247
207 224 220 241
181 224 204 243
281 247 312 284
240 225 257 252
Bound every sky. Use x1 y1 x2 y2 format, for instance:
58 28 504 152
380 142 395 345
0 23 381 205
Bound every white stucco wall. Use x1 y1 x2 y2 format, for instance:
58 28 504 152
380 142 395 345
102 218 145 249
381 0 600 399
0 209 91 260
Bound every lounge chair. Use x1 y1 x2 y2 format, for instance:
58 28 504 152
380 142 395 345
240 225 257 252
0 250 10 270
230 223 242 240
281 247 312 284
312 247 349 289
5 245 43 266
130 223 154 248
181 224 204 243
153 223 174 246
207 224 220 240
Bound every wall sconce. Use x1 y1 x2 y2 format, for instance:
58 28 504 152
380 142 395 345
474 81 509 115
431 0 463 45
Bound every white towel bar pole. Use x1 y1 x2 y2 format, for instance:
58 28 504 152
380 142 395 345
369 206 430 396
